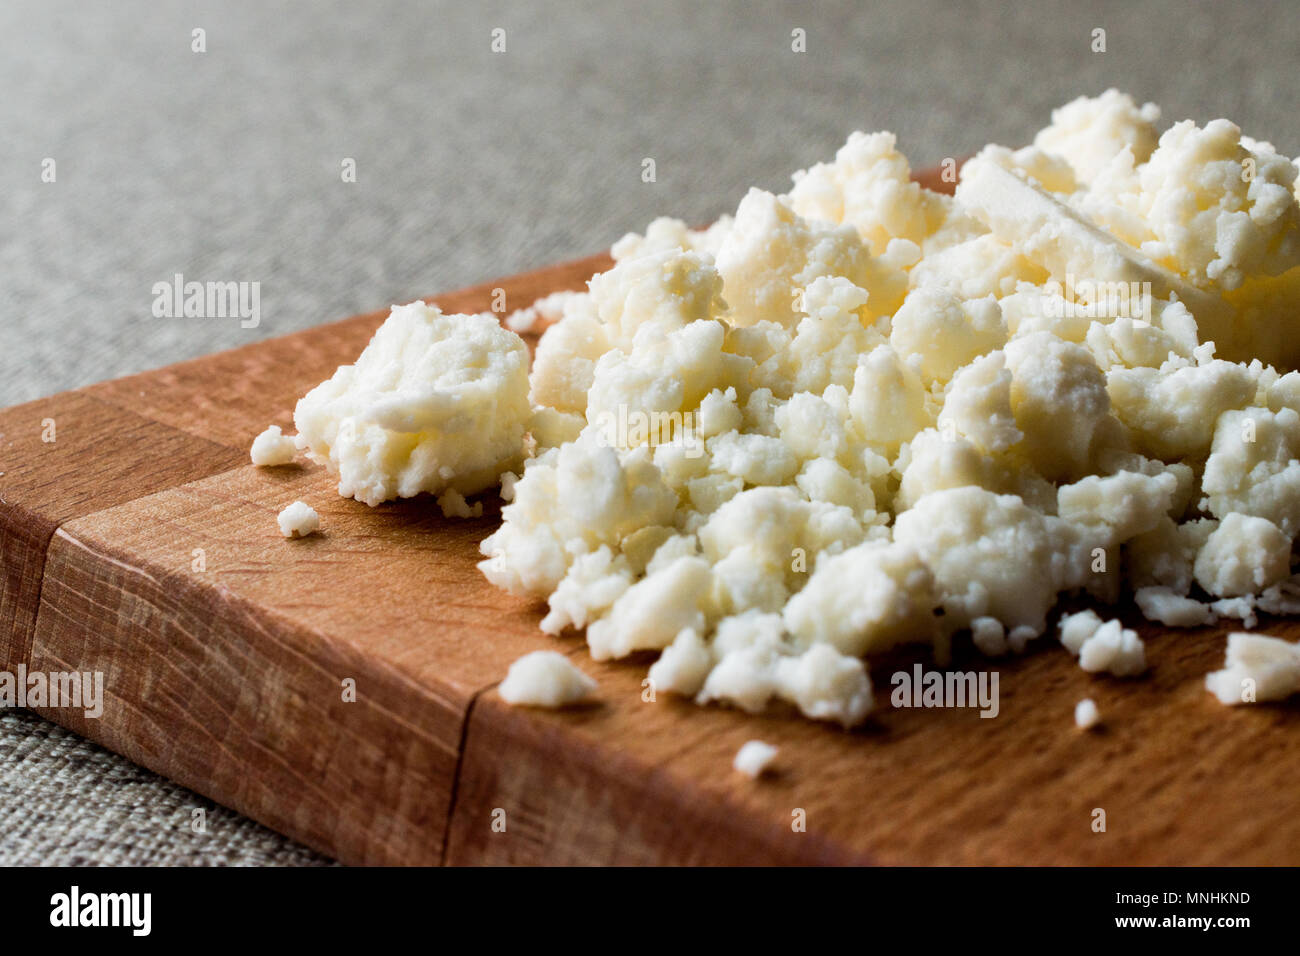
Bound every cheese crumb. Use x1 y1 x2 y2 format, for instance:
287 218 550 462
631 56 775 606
1193 512 1291 598
498 650 598 708
1074 698 1102 730
506 290 587 334
294 303 531 506
250 425 297 466
1134 587 1216 628
436 489 483 519
733 739 779 779
1205 633 1300 705
1058 612 1147 677
277 501 320 539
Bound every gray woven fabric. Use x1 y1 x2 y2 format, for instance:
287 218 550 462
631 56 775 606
0 709 331 865
2 0 1298 865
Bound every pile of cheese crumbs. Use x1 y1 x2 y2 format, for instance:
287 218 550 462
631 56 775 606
282 91 1300 725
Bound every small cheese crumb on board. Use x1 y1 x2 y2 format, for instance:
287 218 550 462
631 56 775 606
250 425 298 466
1074 698 1101 730
499 650 598 708
733 740 779 778
277 501 320 539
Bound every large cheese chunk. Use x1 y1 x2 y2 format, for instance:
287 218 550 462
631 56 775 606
1193 513 1292 598
956 160 1237 349
1134 119 1300 289
1205 633 1300 705
786 130 949 254
1032 89 1161 186
295 303 531 506
782 540 938 656
714 188 904 328
893 487 1067 636
1201 407 1300 535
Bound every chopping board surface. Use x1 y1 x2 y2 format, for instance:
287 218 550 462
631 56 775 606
3 166 1298 865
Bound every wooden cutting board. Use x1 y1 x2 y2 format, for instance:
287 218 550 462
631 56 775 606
3 164 1299 866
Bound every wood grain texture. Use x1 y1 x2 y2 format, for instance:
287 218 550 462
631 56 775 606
30 465 553 864
448 621 1300 865
0 392 243 669
5 253 606 865
6 167 1299 866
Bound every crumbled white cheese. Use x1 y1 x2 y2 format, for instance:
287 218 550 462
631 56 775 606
647 627 714 696
715 188 901 328
1058 610 1104 653
787 130 949 254
505 289 586 334
1201 407 1300 536
1057 469 1177 546
295 303 531 506
250 425 298 466
1107 361 1256 461
891 287 1007 385
894 487 1071 637
957 158 1235 353
527 292 608 414
782 540 937 656
277 501 320 539
1131 119 1300 290
288 91 1300 730
1193 512 1291 598
1205 633 1300 705
1058 611 1147 676
498 650 598 708
937 350 1022 453
1074 697 1102 730
1134 587 1216 628
436 489 483 519
612 216 734 262
733 739 779 779
1032 89 1160 186
970 616 1009 656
